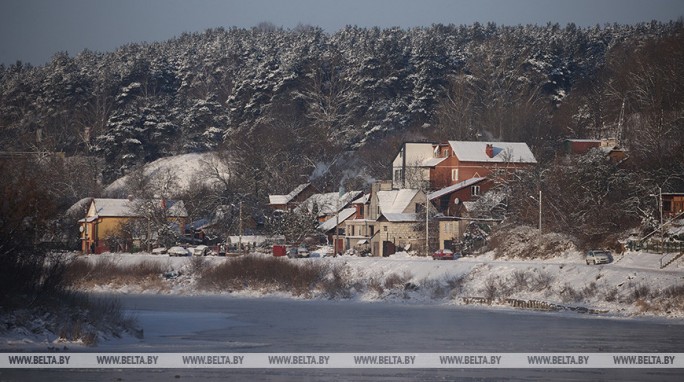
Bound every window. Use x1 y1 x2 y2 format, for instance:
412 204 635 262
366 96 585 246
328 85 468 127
394 169 402 181
443 149 450 157
350 225 355 236
383 226 388 232
471 185 481 196
369 225 375 236
451 169 459 181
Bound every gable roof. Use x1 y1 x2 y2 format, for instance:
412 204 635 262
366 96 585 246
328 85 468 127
317 208 358 233
377 189 420 214
268 183 311 205
297 190 364 216
352 193 370 205
428 177 487 201
448 141 536 163
86 198 187 218
89 198 137 217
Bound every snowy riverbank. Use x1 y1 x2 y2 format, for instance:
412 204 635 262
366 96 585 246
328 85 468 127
74 248 684 320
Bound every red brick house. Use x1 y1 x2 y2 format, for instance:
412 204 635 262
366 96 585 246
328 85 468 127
428 177 492 216
392 141 536 190
563 138 627 163
430 141 537 189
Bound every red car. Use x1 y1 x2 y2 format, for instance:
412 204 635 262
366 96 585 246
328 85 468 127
432 249 460 260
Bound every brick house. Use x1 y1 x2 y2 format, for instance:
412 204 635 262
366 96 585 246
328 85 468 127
345 181 426 257
430 141 537 189
392 141 536 190
563 138 627 163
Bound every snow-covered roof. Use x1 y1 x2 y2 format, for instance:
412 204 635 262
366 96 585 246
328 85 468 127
448 141 537 163
66 197 93 217
297 190 363 216
352 193 370 205
421 157 448 167
87 198 187 218
381 213 419 222
269 183 311 205
462 201 476 211
89 198 138 217
377 189 420 214
428 177 486 200
317 208 358 233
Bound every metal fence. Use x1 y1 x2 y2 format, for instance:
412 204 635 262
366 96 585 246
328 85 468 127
629 240 684 254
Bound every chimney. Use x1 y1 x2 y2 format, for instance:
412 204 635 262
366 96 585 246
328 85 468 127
485 144 494 158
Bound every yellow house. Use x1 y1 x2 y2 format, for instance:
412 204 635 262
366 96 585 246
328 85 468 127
78 198 187 253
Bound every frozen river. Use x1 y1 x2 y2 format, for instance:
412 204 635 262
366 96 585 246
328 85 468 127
3 294 684 381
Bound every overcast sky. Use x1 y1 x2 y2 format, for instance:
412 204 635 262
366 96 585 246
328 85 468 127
1 0 683 66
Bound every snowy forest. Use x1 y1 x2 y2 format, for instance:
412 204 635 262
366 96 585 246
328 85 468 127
1 21 683 245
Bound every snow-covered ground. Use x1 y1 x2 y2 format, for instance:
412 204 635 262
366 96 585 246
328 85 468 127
71 246 683 320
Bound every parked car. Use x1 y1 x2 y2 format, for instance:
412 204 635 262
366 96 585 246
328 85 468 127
297 246 309 258
432 249 460 260
585 250 612 265
193 245 209 256
151 247 167 255
168 246 191 256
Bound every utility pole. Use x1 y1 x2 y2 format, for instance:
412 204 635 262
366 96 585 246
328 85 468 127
530 190 542 241
538 190 542 241
425 189 429 256
335 186 344 256
238 201 243 254
659 186 663 252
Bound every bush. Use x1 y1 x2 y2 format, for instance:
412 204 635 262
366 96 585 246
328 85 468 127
368 276 384 296
383 272 412 290
631 284 651 301
483 276 499 300
444 275 466 297
531 271 554 291
559 284 582 303
320 265 353 299
64 257 169 288
512 269 529 289
197 256 332 297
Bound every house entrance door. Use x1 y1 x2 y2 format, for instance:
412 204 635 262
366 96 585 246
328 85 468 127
382 241 396 257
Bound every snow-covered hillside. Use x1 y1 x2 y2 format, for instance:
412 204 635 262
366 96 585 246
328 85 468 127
104 152 231 197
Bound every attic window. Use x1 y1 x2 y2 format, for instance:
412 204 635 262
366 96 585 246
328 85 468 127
471 185 481 196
